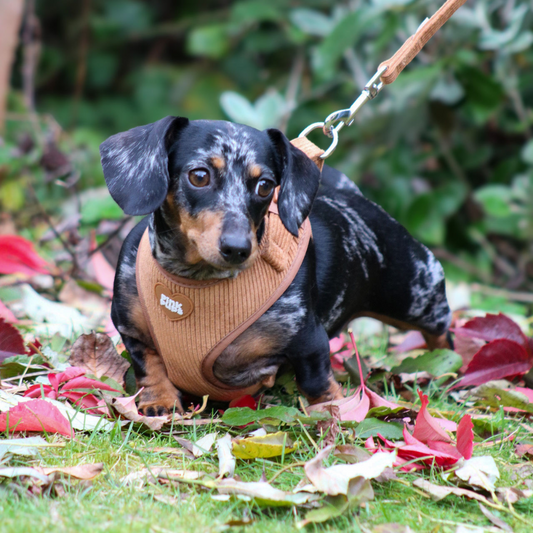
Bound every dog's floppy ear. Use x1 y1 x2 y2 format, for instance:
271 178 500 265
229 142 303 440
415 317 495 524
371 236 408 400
266 129 321 236
100 116 189 215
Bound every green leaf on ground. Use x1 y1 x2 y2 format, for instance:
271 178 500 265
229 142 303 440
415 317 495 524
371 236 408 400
391 349 462 380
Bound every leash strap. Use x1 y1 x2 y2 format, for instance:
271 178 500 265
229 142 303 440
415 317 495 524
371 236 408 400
299 0 468 159
379 0 468 85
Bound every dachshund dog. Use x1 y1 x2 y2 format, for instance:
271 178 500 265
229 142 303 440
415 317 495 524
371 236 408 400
100 116 451 416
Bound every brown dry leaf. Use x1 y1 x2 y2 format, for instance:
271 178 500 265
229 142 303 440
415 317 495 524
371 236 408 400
515 444 533 458
121 467 202 488
150 446 194 459
478 503 514 532
334 445 371 463
111 395 169 431
496 487 533 504
413 478 491 504
304 446 395 496
69 332 129 386
35 463 103 480
317 405 340 447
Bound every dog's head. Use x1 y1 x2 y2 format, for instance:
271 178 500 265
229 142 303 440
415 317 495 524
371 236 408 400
100 117 321 276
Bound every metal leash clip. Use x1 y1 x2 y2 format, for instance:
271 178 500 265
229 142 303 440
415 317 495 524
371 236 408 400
299 65 388 159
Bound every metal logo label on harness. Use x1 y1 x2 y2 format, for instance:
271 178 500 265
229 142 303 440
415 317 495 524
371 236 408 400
154 283 194 321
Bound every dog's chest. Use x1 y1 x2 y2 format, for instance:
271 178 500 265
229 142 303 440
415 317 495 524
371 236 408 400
135 210 311 400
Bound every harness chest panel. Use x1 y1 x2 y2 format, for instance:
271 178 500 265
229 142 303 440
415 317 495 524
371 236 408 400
136 207 312 401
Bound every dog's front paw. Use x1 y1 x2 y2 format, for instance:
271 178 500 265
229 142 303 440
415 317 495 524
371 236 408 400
138 384 184 416
304 376 344 405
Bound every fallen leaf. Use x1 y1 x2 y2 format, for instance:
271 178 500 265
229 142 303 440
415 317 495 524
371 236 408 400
69 332 130 387
391 350 462 381
0 299 17 323
111 394 168 431
455 456 500 491
470 383 533 414
121 468 202 487
0 318 25 363
456 415 474 460
192 432 218 457
0 466 50 483
478 503 513 532
297 477 374 527
0 235 49 276
515 444 533 458
496 487 533 504
412 390 453 444
413 478 492 504
232 431 297 459
453 313 528 346
304 445 395 496
0 399 73 437
456 339 533 388
333 445 371 464
355 418 404 440
36 463 103 480
16 284 91 337
389 330 426 353
215 479 320 506
228 395 257 410
0 436 48 459
222 405 304 426
216 433 235 478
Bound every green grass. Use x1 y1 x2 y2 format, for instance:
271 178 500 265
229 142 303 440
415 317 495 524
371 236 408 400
1 397 532 533
1 333 533 532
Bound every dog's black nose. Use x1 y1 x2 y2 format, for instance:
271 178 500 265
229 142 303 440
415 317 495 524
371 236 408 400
219 234 252 265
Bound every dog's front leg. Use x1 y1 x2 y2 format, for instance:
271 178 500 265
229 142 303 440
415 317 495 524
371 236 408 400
121 335 183 416
287 315 344 404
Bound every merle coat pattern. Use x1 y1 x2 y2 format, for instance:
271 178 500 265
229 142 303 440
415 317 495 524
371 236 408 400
100 116 451 416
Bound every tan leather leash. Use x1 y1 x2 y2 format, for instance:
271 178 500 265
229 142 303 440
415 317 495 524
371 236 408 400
299 0 468 159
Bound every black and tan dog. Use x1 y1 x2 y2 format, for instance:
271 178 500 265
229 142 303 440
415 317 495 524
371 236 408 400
100 116 451 416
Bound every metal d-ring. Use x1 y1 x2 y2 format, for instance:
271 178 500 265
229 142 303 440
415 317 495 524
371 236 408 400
298 65 388 159
298 122 339 159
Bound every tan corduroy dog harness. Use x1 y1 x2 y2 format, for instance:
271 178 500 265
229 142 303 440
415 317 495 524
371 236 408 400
135 137 323 401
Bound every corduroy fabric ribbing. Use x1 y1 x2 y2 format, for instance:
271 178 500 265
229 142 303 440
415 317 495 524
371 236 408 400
136 207 312 401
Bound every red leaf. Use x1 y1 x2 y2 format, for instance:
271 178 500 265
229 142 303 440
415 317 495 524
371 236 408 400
0 399 73 437
0 299 17 323
456 339 533 388
454 334 486 372
0 235 49 276
229 395 257 410
23 384 56 399
49 367 87 391
60 375 120 393
61 391 108 415
329 335 347 354
456 415 474 459
0 318 26 363
453 313 529 349
412 390 452 444
27 338 42 355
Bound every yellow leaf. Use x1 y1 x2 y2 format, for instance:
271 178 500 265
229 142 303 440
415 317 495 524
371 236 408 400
232 431 298 459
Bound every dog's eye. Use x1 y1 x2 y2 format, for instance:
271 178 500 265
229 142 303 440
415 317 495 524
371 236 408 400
255 179 275 198
188 169 210 188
